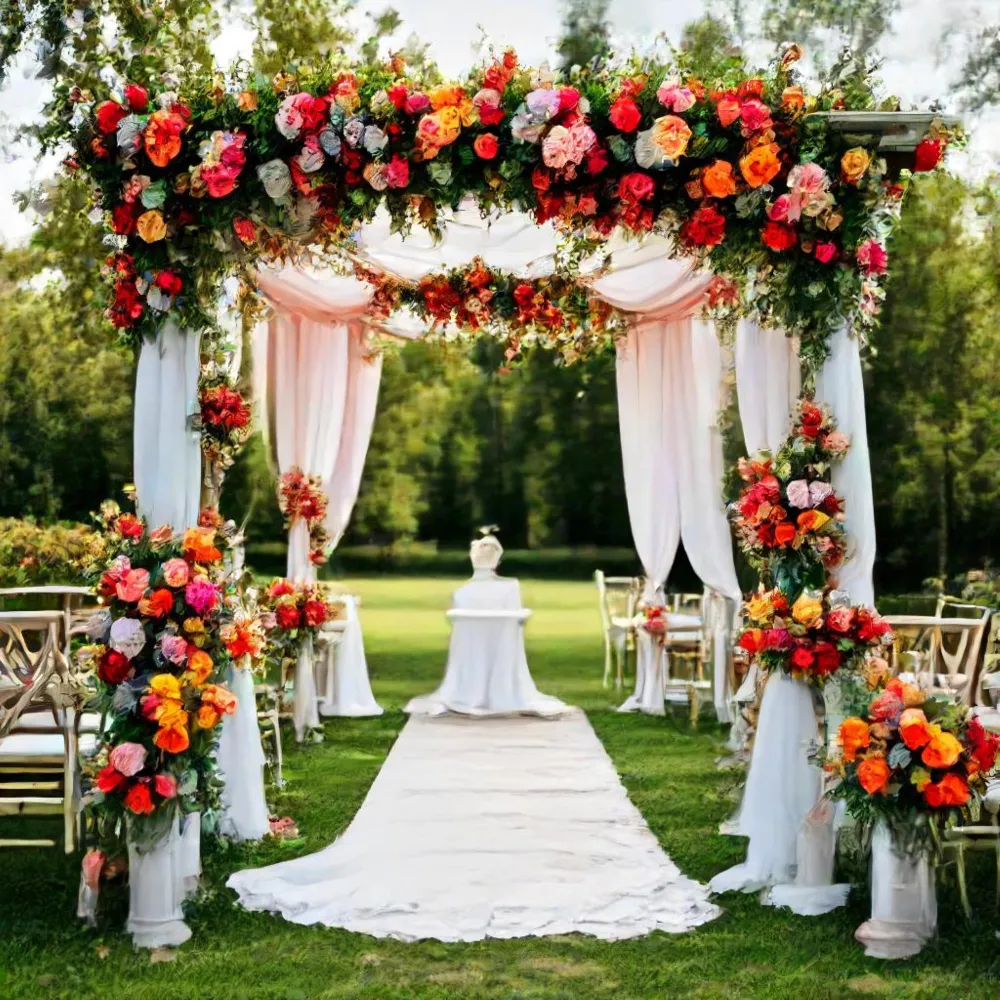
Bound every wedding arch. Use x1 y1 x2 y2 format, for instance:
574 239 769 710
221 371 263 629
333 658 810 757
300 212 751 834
55 38 978 954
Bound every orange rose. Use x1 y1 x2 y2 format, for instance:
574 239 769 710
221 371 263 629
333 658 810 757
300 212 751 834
154 724 190 754
921 729 963 770
201 683 238 716
428 84 464 110
923 772 970 808
840 146 871 186
155 700 188 730
839 717 870 762
739 144 781 188
182 527 222 564
651 115 692 160
135 209 166 243
185 649 214 686
796 510 831 533
858 756 891 795
886 677 925 707
236 90 258 111
702 160 737 198
898 708 932 750
781 85 805 110
144 110 185 167
139 588 174 618
196 704 220 730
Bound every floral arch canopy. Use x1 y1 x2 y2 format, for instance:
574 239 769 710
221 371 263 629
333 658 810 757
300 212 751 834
56 42 954 371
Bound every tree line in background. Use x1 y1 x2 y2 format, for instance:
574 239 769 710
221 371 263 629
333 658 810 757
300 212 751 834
0 1 998 591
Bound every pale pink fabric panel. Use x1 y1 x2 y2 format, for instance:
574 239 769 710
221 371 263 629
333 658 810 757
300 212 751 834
256 266 372 322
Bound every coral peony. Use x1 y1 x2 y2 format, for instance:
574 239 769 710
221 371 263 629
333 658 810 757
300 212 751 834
154 724 190 755
739 144 780 188
921 729 963 769
161 557 190 588
701 160 737 198
109 742 146 777
715 93 741 127
899 708 932 750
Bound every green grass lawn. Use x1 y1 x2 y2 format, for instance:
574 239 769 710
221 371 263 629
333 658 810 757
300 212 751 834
1 577 998 1000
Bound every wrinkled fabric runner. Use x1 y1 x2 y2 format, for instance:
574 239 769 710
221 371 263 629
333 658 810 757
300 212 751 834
228 709 719 941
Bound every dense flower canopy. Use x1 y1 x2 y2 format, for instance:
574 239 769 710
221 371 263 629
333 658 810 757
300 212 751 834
57 43 952 365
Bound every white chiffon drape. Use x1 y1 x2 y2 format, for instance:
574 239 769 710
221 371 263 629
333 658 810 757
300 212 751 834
734 320 800 455
133 320 202 533
815 325 876 606
615 317 740 719
317 596 383 717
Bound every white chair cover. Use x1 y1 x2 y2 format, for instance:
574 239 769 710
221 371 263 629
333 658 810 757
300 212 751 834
406 576 567 717
318 596 383 717
217 664 270 841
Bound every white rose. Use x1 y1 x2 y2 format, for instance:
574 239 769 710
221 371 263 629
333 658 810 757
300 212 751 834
257 159 292 200
109 617 146 661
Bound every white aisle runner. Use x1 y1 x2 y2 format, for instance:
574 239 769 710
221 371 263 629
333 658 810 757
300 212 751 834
228 709 719 941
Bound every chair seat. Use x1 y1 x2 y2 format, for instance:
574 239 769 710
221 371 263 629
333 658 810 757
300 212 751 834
11 710 102 734
0 732 98 759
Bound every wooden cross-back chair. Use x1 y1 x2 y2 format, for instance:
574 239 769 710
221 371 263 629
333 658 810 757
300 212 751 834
0 610 91 852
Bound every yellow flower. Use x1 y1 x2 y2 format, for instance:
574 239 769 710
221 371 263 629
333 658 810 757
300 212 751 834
428 84 464 109
650 115 692 161
437 105 462 140
149 673 181 701
156 700 189 730
791 592 824 628
745 593 774 622
183 617 206 634
458 97 478 128
236 90 258 111
136 209 166 243
196 705 220 730
840 147 871 186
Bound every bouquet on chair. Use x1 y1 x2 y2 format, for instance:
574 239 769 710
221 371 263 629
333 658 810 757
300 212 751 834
826 678 1000 853
261 578 347 660
78 502 240 854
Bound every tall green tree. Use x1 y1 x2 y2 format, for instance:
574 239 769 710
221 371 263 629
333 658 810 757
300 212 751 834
556 0 611 73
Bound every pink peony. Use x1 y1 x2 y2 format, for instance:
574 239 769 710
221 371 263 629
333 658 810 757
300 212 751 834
739 97 772 133
542 126 574 169
109 741 147 777
153 773 178 799
786 162 833 219
808 480 834 506
162 558 190 588
825 607 856 633
185 578 219 616
116 568 149 604
856 239 888 275
657 79 696 112
786 480 811 509
822 431 849 456
767 194 793 222
160 634 188 665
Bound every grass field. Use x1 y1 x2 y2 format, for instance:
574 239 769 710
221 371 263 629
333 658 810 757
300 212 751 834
0 577 997 1000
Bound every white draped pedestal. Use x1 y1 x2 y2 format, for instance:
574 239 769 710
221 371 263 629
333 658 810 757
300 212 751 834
406 575 567 718
317 596 383 718
710 671 821 894
217 665 271 841
126 815 192 950
228 709 719 941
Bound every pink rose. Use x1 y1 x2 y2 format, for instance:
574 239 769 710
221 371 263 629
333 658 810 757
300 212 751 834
116 568 150 604
739 97 772 133
148 524 173 548
162 558 190 588
385 154 410 189
856 239 887 275
815 241 838 264
160 634 188 665
153 773 178 799
82 848 105 891
767 194 793 222
787 162 832 218
822 431 849 456
826 607 856 634
542 125 573 170
404 92 430 115
140 694 162 720
109 741 147 777
786 480 811 509
185 578 219 616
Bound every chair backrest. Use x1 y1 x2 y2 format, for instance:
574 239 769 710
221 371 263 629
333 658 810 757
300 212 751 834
597 573 640 622
0 611 72 739
672 592 704 616
593 570 611 632
932 601 992 705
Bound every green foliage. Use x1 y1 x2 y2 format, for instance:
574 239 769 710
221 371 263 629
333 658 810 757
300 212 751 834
957 23 1000 111
557 0 611 73
0 518 94 587
248 0 356 77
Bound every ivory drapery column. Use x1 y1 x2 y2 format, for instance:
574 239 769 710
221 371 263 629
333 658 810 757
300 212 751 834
734 320 800 455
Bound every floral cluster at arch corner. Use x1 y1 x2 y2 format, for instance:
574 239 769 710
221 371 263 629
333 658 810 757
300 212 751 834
76 501 269 872
56 40 956 370
261 577 348 664
732 397 893 687
279 467 331 567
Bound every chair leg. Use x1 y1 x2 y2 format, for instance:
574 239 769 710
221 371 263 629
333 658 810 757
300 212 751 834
615 640 625 690
688 684 700 725
602 637 612 688
271 711 284 788
955 844 972 921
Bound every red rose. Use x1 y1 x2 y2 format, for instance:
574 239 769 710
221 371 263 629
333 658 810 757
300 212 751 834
618 172 655 203
95 100 127 136
96 765 127 794
473 133 499 160
609 97 641 133
737 78 765 100
385 154 410 189
303 599 328 627
825 607 856 634
275 603 302 631
738 629 764 654
233 217 256 245
813 641 841 675
387 84 409 110
111 203 137 236
154 270 183 297
558 86 581 113
513 283 536 310
759 475 781 502
762 221 797 251
799 402 823 437
913 138 943 173
586 145 609 175
115 513 143 538
531 167 552 192
123 84 149 112
124 782 155 815
98 649 132 685
774 522 797 546
142 588 175 618
680 204 726 247
790 646 815 670
814 241 838 264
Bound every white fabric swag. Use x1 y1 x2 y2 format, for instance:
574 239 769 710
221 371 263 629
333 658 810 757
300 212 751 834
258 268 384 738
133 320 202 534
615 313 741 720
734 320 801 455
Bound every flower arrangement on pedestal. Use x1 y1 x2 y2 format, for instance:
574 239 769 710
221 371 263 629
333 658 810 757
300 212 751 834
78 502 240 852
278 467 330 566
828 679 1000 850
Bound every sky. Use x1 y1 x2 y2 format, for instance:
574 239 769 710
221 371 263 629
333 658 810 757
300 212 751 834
1 0 998 245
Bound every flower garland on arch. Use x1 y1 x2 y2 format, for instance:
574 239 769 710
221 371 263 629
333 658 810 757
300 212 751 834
55 44 954 366
356 258 626 364
278 467 330 566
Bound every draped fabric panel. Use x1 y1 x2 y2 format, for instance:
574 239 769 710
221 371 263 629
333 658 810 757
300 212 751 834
815 325 876 606
734 320 801 455
133 320 202 534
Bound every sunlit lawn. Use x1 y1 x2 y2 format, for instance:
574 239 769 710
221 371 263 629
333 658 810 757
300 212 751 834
0 577 997 999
